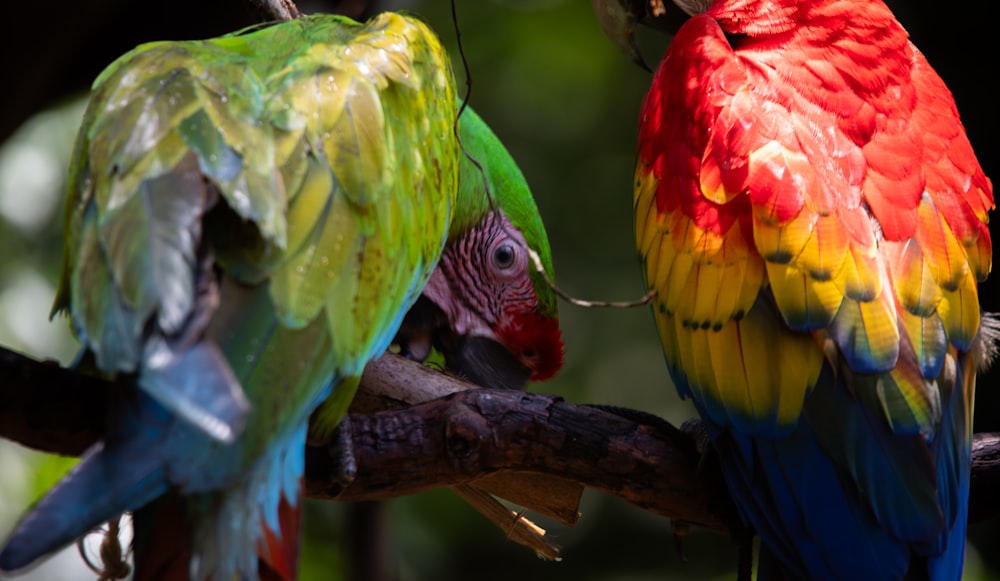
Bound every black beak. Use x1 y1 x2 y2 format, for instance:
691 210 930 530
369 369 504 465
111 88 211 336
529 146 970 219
396 297 532 390
449 336 532 391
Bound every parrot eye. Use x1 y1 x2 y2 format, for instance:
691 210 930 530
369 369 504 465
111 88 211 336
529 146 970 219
492 244 516 269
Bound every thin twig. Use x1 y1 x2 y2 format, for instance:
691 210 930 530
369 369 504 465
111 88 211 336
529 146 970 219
527 248 656 308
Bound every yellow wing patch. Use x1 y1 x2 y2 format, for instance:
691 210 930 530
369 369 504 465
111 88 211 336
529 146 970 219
636 162 820 434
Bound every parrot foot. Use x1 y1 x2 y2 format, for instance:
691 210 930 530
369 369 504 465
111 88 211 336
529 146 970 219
324 416 358 497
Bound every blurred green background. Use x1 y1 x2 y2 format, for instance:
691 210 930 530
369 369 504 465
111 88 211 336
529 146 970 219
0 1 997 579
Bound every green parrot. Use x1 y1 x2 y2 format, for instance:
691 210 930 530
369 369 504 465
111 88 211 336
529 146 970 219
0 12 562 581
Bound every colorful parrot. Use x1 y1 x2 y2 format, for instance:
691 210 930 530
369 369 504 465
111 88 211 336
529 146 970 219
600 0 995 578
0 12 562 581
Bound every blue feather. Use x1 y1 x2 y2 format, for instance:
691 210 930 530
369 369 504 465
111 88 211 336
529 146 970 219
0 391 170 571
925 355 971 580
710 363 963 580
140 340 250 444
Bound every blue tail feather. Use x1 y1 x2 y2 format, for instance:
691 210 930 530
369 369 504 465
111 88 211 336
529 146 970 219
0 390 170 573
710 363 962 580
718 426 910 580
925 356 971 580
141 340 250 444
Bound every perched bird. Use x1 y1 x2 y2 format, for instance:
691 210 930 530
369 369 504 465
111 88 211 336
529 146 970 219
0 12 561 581
602 0 995 578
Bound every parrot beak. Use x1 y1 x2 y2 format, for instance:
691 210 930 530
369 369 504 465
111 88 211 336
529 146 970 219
395 297 532 390
592 0 652 72
449 336 532 391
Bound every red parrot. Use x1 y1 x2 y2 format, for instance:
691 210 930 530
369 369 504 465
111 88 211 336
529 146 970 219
600 0 996 578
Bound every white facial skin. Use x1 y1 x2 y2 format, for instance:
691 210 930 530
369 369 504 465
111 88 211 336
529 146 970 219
420 211 535 353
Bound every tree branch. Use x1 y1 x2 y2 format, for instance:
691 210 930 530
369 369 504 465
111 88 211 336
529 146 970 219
1 345 998 553
306 383 734 532
256 0 300 20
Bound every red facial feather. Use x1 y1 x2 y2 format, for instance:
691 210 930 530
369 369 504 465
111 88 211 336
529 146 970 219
498 309 564 381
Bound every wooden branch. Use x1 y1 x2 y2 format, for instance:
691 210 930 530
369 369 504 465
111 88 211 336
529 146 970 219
306 382 733 532
256 0 300 20
971 432 1000 523
0 347 109 456
1 345 999 548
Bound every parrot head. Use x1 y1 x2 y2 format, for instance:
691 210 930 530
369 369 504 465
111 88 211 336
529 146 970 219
396 108 563 390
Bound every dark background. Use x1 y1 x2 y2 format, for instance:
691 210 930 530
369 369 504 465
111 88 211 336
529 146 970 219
0 1 997 579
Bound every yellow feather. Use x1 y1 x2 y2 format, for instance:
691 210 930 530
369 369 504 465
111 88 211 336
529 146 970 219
275 133 309 206
283 156 334 257
966 229 992 282
653 306 683 373
796 213 850 280
639 203 668 284
651 236 678 311
282 64 348 131
633 165 657 233
898 308 946 374
675 260 701 325
753 209 815 264
709 266 743 326
673 212 726 256
960 349 976 441
271 167 362 328
861 291 902 352
735 304 819 432
643 229 661 281
771 332 821 427
835 244 880 301
706 321 754 421
688 327 720 401
634 200 651 251
892 239 943 316
672 314 697 382
832 288 901 372
881 363 938 434
196 83 270 171
765 262 843 328
751 215 781 260
663 249 695 314
699 152 742 205
916 195 968 291
636 175 666 271
322 78 386 210
669 317 727 426
936 269 981 349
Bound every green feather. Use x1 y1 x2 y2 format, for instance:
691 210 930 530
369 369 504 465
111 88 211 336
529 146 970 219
54 12 461 439
455 108 559 318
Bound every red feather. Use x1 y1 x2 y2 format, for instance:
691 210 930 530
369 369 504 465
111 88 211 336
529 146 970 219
132 488 302 581
499 310 564 381
257 490 302 581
